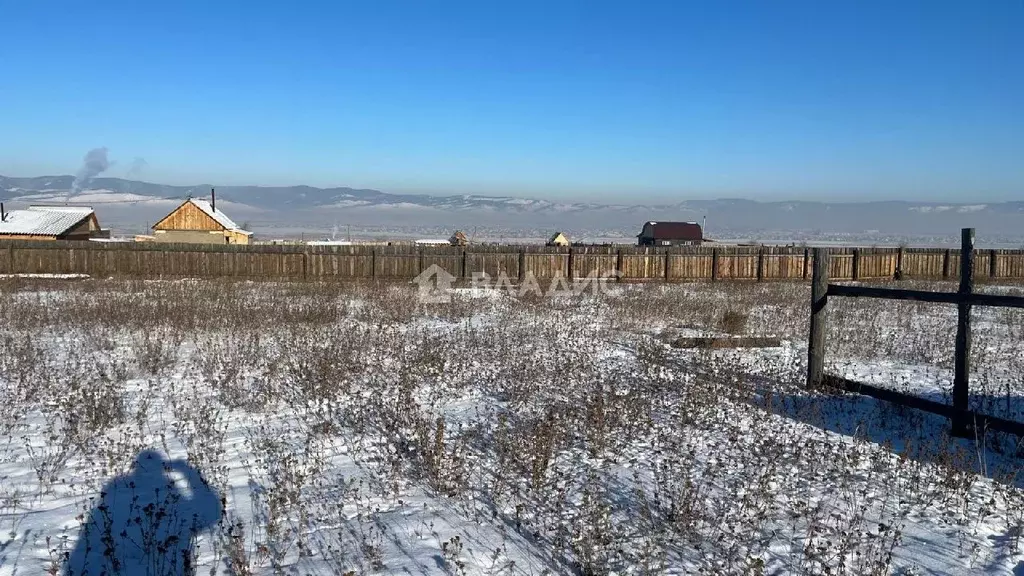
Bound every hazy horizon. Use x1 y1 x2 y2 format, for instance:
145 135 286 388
1 171 1021 207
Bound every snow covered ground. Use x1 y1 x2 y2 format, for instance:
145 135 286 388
0 278 1023 575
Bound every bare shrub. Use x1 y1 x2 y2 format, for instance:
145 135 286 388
719 308 749 334
1 276 1020 575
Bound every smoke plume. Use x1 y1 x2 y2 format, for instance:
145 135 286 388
126 157 148 179
71 147 112 195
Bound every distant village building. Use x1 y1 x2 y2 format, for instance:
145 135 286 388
0 205 106 241
449 231 468 246
415 239 451 246
151 197 252 245
546 232 570 247
306 240 353 246
636 221 703 246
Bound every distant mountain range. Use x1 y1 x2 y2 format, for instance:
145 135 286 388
0 175 610 212
3 175 1023 243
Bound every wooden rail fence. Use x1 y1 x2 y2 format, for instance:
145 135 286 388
2 239 1024 283
807 229 1024 438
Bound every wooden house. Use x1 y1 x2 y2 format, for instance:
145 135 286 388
637 221 703 246
546 232 570 247
449 230 468 246
0 204 103 241
152 196 252 245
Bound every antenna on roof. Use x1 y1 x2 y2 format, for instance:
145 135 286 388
211 188 216 212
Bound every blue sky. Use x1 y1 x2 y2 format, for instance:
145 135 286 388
1 0 1021 202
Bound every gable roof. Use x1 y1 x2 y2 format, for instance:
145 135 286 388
0 206 95 237
189 199 243 231
639 221 703 241
153 198 251 233
547 232 568 243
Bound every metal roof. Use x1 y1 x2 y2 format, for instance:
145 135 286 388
0 206 94 237
187 198 248 231
638 221 703 241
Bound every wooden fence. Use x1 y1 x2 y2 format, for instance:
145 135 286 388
3 239 1024 283
807 229 1024 438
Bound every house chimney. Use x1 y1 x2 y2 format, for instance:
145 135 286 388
211 188 216 212
702 215 707 238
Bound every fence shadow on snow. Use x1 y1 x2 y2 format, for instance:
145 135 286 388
766 390 1024 487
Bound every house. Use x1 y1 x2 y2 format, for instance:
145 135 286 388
449 231 468 246
0 204 104 241
636 221 703 246
546 232 570 247
151 195 252 245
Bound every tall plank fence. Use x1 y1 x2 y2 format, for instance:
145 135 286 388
807 229 1024 438
2 239 1024 283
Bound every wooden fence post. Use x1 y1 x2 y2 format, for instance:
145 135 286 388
371 248 377 279
616 248 623 282
567 247 574 281
952 228 974 437
852 248 861 281
100 246 112 278
896 246 905 280
711 248 719 281
518 249 526 283
990 249 998 278
942 249 951 279
807 248 830 390
461 248 467 279
302 249 309 280
803 247 810 280
83 245 93 277
663 248 670 281
756 247 764 282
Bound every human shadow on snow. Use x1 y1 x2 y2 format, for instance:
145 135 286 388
63 449 223 576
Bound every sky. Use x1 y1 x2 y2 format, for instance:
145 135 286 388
1 0 1022 202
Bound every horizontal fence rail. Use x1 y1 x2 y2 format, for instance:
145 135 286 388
808 229 1024 438
827 284 1024 309
3 239 1024 283
823 375 1024 437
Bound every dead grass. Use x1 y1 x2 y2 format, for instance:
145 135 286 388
0 277 1021 574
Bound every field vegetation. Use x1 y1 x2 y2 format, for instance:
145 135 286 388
0 277 1022 574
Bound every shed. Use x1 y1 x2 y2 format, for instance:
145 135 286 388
546 232 570 247
637 221 703 246
152 197 252 245
0 205 103 241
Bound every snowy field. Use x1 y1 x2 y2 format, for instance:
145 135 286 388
1 278 1023 575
